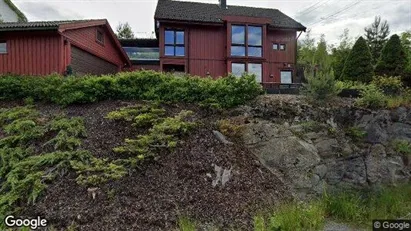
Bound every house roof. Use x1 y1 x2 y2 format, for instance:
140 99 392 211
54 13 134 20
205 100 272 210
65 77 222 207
4 0 28 22
154 0 306 31
0 19 104 31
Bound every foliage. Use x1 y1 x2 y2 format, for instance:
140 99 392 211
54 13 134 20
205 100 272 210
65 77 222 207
314 34 330 71
341 37 374 83
267 202 326 231
371 75 403 95
44 116 87 151
109 107 196 161
375 34 408 78
216 119 245 138
71 157 127 186
364 16 390 65
345 126 367 142
178 217 197 231
401 31 411 82
301 69 341 103
116 22 135 39
392 139 411 156
0 71 263 108
106 103 166 127
335 81 367 91
355 84 387 109
331 29 353 79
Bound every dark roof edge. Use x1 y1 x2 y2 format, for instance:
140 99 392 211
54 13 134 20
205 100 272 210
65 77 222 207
4 0 28 22
0 27 58 32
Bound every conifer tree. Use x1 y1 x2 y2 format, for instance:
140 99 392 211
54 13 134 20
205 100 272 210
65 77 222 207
375 34 408 78
341 36 374 82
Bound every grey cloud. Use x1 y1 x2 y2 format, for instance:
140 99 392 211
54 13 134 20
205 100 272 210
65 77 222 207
17 2 83 21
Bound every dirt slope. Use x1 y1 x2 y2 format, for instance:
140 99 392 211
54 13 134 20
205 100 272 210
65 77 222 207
12 101 289 230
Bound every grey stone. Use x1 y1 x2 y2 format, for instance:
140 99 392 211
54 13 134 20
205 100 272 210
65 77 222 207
315 138 339 158
212 130 233 145
391 107 407 122
388 123 411 141
314 164 328 179
366 123 388 144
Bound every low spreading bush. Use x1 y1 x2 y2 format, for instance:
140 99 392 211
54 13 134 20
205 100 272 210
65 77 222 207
371 75 403 95
0 71 263 108
301 71 341 103
355 84 387 109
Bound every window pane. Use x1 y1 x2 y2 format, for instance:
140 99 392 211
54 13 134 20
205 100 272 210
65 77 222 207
248 63 262 83
123 47 159 60
175 46 185 56
248 26 262 46
176 31 184 45
281 71 292 84
231 63 245 77
165 46 175 56
280 44 286 50
232 25 245 44
165 30 175 44
248 47 262 57
0 42 6 53
273 43 278 50
231 46 246 56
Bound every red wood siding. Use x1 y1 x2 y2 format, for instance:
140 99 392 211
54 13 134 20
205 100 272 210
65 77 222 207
62 26 125 70
158 20 298 83
0 31 63 75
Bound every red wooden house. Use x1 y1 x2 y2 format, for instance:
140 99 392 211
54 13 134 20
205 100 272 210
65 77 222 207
122 0 306 86
0 19 131 76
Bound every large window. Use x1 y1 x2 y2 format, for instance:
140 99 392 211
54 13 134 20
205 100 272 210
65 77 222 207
231 25 262 57
123 47 159 61
231 62 262 83
165 30 185 56
281 70 293 84
0 41 6 54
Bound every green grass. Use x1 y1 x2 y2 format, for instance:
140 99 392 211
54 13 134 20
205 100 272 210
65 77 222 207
178 217 196 231
253 185 411 231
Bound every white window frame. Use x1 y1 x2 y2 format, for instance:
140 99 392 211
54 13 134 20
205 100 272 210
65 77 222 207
280 70 293 84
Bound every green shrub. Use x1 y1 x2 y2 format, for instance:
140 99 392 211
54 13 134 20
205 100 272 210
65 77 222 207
106 104 166 127
392 139 411 155
301 70 341 103
216 118 245 137
375 34 408 78
0 71 263 108
371 75 403 95
335 81 367 91
345 126 367 142
355 84 387 108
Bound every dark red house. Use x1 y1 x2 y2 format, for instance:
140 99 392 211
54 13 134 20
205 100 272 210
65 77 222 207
123 0 306 85
0 19 131 76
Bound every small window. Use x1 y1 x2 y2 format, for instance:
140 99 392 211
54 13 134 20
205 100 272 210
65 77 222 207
96 30 104 44
231 63 246 77
273 43 279 50
123 47 159 61
280 44 286 51
281 70 292 84
0 41 7 54
165 29 185 56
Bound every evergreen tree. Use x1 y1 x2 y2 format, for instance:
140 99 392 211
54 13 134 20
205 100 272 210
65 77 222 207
341 36 374 82
364 16 390 65
314 34 330 71
331 29 353 79
116 22 134 39
375 34 407 77
401 31 411 79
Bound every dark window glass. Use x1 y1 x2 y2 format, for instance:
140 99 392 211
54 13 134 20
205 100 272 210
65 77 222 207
231 25 262 57
273 43 279 50
164 30 185 57
280 44 286 51
248 63 262 83
248 26 262 46
96 30 104 44
0 42 7 54
123 47 159 60
248 47 262 57
165 30 175 45
176 31 184 45
175 47 185 56
232 25 245 45
232 63 245 77
231 46 246 56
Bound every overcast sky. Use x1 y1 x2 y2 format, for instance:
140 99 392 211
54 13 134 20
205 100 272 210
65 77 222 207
13 0 411 45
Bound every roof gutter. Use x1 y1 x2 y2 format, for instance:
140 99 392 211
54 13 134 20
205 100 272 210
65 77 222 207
0 27 59 32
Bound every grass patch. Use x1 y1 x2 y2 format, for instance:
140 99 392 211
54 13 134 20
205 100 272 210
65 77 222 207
178 217 197 231
345 126 367 142
392 139 411 156
216 118 245 138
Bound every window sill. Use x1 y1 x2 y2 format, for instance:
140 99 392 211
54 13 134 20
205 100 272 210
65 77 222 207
228 56 265 61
